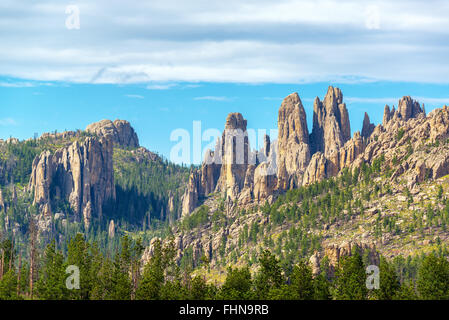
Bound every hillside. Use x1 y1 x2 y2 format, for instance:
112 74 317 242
0 119 190 255
144 86 449 285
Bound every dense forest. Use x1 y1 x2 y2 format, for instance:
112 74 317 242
0 233 449 300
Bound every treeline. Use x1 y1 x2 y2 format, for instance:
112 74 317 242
1 234 449 300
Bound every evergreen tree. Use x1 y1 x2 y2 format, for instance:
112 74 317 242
417 254 449 299
290 260 314 300
313 273 331 300
334 251 367 300
219 266 253 300
36 241 68 300
254 250 285 299
136 240 165 300
0 269 19 300
66 233 92 299
373 257 400 300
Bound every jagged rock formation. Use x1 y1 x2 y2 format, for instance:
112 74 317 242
276 93 310 189
86 119 139 148
28 136 116 228
215 113 250 200
310 87 351 156
383 105 392 126
361 112 375 139
180 86 438 216
397 96 425 121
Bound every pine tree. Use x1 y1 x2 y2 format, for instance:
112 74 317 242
219 266 253 300
254 250 284 299
334 251 367 300
373 257 400 300
417 254 449 299
36 241 68 300
290 260 314 300
136 240 164 300
66 233 92 299
0 269 19 300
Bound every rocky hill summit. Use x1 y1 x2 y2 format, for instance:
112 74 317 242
27 119 145 230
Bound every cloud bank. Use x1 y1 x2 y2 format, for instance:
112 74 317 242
1 0 449 84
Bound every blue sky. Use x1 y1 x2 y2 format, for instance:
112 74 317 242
1 0 449 163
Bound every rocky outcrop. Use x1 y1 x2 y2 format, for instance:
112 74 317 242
180 88 449 217
276 93 310 189
310 86 351 156
28 136 115 227
309 241 380 276
361 112 375 139
216 113 250 200
86 119 139 148
181 171 201 217
383 105 392 126
108 220 115 239
303 152 328 185
397 96 424 121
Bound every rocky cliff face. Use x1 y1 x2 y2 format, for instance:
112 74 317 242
86 119 139 148
28 134 116 228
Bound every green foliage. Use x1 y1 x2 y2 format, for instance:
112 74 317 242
183 205 210 230
219 267 253 300
373 257 401 300
254 250 285 298
113 148 189 225
0 270 19 300
334 250 367 300
290 260 314 300
36 241 69 300
417 253 449 299
396 128 405 141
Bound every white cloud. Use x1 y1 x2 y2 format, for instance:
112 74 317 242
146 83 177 90
0 81 35 87
125 94 144 99
193 96 232 101
0 0 448 84
0 118 17 126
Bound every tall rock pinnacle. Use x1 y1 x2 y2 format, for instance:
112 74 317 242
361 112 375 139
310 86 351 157
277 92 310 189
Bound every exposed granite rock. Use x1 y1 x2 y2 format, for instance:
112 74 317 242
86 119 139 148
216 113 249 200
108 220 115 239
181 171 200 217
361 112 375 139
310 86 351 156
383 105 391 126
397 96 424 121
276 93 310 190
303 152 327 185
28 136 115 228
309 241 380 276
